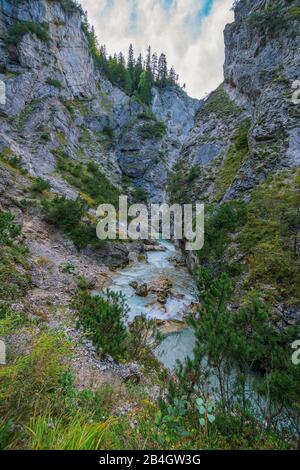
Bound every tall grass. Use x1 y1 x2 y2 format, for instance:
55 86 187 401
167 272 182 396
27 414 117 450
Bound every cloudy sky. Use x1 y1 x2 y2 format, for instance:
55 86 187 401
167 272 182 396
80 0 234 99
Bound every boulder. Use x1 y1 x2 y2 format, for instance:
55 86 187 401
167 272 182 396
157 292 168 305
136 283 148 297
129 281 138 290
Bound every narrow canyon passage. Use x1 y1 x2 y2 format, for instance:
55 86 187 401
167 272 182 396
104 240 197 369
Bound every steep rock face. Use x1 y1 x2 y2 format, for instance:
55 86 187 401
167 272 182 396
0 0 199 203
224 0 300 175
0 0 120 199
117 86 199 202
152 86 199 143
168 84 251 205
171 0 300 205
0 0 96 97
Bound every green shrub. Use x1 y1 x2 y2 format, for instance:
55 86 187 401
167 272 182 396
18 100 40 129
126 315 163 368
0 211 30 305
187 164 200 182
9 155 27 174
39 132 50 143
63 261 75 274
102 126 114 140
234 118 251 152
46 78 63 89
132 187 149 203
288 6 300 20
159 270 300 446
74 290 128 360
203 84 242 119
77 276 90 290
4 71 21 79
215 118 251 199
80 168 120 206
137 111 156 121
247 5 288 33
0 149 28 174
42 196 85 232
31 177 51 194
41 195 102 249
196 200 247 273
0 307 26 339
166 161 187 204
239 170 300 303
0 212 20 245
68 223 103 250
86 161 98 173
60 0 83 13
5 21 50 45
0 266 29 303
155 397 190 446
139 120 167 139
55 153 120 207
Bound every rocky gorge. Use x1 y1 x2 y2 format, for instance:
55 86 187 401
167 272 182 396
0 0 300 451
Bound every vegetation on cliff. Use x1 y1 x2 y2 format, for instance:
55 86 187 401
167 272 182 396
82 16 180 104
5 20 50 45
0 212 31 308
41 196 103 250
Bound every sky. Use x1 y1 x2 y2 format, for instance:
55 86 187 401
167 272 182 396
80 0 234 99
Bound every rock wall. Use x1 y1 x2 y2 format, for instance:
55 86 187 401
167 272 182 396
171 0 300 205
117 85 199 202
0 0 120 199
0 0 199 203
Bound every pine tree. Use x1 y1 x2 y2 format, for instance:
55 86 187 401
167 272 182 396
151 53 158 82
82 14 181 97
118 52 125 67
82 15 103 69
100 45 107 58
99 45 107 71
146 45 152 75
107 55 132 95
127 43 135 78
158 53 168 86
138 70 152 105
169 66 176 84
133 53 143 90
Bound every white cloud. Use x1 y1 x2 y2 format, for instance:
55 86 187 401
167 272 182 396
80 0 234 99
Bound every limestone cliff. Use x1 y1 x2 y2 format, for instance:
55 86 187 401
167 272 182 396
169 0 300 326
171 0 299 205
0 0 199 204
